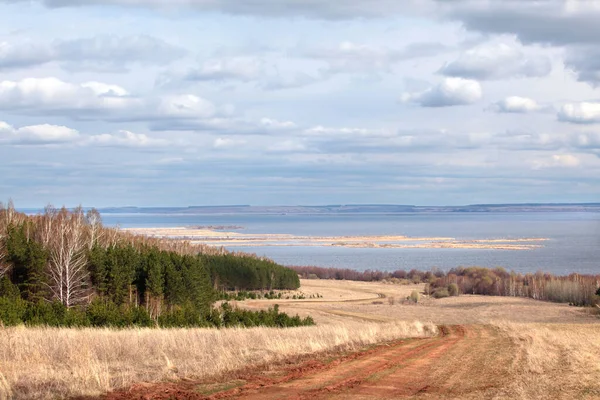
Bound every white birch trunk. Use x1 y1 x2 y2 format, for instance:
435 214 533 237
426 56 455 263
46 208 90 307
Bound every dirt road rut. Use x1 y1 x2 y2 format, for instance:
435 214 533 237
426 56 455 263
101 325 517 400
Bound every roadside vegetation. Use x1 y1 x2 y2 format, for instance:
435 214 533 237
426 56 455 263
0 202 303 328
293 265 600 306
215 290 322 301
0 320 436 400
495 322 600 399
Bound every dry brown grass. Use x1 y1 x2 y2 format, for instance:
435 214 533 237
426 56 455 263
2 279 598 400
240 280 600 399
494 322 600 399
0 320 436 400
259 279 598 325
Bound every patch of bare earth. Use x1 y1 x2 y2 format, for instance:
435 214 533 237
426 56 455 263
95 324 524 399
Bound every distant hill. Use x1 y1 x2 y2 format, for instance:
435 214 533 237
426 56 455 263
86 203 600 215
19 203 600 215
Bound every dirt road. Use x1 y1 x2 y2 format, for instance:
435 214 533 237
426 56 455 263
101 324 517 400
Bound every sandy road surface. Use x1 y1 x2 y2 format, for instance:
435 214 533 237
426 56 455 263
217 325 516 400
99 324 518 400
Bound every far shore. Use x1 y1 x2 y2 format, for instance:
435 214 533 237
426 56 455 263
124 227 548 251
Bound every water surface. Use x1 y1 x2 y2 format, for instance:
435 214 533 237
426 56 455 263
102 212 600 275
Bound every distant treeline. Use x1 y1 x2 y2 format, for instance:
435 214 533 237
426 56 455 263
0 202 301 327
203 254 300 291
292 265 600 306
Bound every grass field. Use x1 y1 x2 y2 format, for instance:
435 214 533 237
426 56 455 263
0 279 598 399
243 279 596 325
495 323 600 399
0 319 435 399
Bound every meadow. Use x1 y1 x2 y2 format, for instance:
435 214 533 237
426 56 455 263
0 319 434 399
1 278 599 399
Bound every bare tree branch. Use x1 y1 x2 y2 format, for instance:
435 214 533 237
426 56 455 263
46 207 91 307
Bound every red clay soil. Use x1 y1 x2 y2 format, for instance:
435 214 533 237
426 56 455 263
94 325 516 400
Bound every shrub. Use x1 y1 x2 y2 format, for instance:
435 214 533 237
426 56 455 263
64 307 91 327
0 296 27 326
596 287 600 297
433 288 450 299
448 283 460 297
218 303 314 328
86 299 125 327
409 290 420 303
0 276 20 299
24 301 67 326
129 306 154 327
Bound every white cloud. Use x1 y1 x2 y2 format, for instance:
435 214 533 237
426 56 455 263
0 77 222 124
490 130 562 150
86 130 168 147
564 46 600 85
558 102 600 124
261 72 322 90
0 0 429 19
156 157 184 165
154 94 217 120
570 132 600 149
0 40 53 70
531 154 581 169
320 41 392 73
0 120 169 147
17 124 80 143
3 0 600 206
0 121 80 144
493 96 541 113
0 35 185 71
213 137 246 149
439 2 600 88
401 77 482 107
185 57 262 82
303 126 392 138
305 41 447 75
442 2 600 46
439 42 551 80
260 118 297 129
0 77 135 113
266 140 306 152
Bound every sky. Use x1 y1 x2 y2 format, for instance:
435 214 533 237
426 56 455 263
1 0 600 207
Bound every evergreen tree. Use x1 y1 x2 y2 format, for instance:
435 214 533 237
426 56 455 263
5 222 48 301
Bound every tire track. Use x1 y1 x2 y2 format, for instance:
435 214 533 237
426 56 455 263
96 325 516 400
213 325 516 400
216 326 467 399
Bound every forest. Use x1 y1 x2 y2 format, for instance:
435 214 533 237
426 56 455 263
0 202 307 327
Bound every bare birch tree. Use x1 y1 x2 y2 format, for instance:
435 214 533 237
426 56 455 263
38 205 57 247
46 207 91 307
85 208 103 250
4 199 15 227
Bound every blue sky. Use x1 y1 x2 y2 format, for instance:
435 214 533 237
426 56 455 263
1 0 600 207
